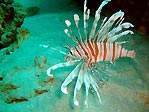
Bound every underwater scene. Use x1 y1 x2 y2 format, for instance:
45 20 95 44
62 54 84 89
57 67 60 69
0 0 149 112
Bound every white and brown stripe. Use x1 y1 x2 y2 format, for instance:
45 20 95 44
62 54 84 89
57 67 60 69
74 42 135 64
64 0 135 65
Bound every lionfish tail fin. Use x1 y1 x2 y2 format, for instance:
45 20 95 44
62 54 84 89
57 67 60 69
128 50 135 59
121 49 136 59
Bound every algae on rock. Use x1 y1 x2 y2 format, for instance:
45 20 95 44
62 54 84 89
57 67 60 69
0 0 30 54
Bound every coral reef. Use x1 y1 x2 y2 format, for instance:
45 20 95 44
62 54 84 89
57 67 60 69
25 6 40 17
0 0 30 54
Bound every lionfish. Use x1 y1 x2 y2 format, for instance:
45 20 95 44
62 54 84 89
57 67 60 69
47 0 135 106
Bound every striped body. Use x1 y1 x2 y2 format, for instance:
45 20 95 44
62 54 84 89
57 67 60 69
74 41 135 63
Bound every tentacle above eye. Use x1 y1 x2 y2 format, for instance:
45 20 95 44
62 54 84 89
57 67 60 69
61 62 82 94
47 60 81 77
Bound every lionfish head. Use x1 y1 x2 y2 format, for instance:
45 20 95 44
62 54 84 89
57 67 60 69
64 46 76 61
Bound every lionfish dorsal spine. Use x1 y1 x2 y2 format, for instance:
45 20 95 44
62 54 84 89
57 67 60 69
64 20 79 43
74 14 83 42
84 0 90 42
93 17 108 42
106 22 134 42
99 10 134 43
108 30 134 43
97 11 124 42
90 0 111 40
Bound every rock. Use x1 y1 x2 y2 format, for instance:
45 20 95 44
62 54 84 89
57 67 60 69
0 0 29 53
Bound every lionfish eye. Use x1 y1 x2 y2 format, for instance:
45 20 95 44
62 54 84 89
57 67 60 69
69 50 73 55
69 47 75 55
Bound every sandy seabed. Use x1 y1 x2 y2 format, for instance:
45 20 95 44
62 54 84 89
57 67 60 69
0 7 149 112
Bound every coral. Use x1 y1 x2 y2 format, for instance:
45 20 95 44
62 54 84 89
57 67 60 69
25 6 40 17
0 0 30 54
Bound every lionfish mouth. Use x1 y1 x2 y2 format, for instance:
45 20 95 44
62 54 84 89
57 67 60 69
46 0 135 107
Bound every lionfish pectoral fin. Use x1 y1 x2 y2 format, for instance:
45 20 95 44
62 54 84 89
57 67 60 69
73 64 84 106
89 75 102 104
47 60 80 77
50 47 76 59
84 70 90 107
61 63 82 94
61 86 68 94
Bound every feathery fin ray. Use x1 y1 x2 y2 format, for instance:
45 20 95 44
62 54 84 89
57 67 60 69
90 0 111 40
49 0 135 107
